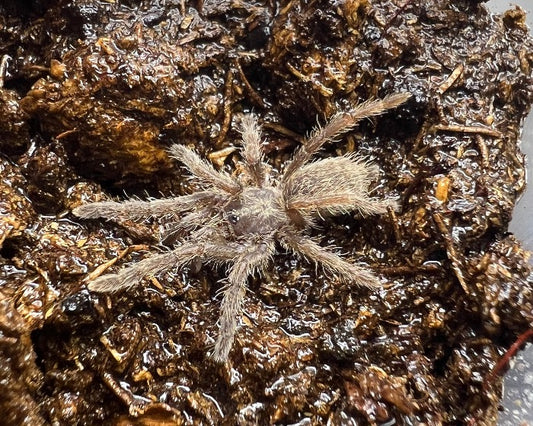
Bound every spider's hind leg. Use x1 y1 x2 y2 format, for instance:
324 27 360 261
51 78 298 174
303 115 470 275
212 240 275 362
281 231 381 288
86 241 241 293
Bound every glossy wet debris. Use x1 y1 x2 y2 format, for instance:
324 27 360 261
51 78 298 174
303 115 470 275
0 0 533 424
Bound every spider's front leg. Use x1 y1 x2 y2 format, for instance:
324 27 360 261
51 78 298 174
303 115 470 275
73 191 218 222
239 114 268 187
212 240 275 362
280 231 381 288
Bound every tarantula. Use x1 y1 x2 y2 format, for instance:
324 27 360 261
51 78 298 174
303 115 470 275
73 92 410 362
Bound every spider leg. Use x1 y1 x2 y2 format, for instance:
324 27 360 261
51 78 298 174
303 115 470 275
280 231 381 288
86 241 242 293
282 92 411 181
212 240 275 362
168 144 241 194
159 209 212 244
283 155 396 218
73 191 218 221
239 114 268 187
288 193 396 216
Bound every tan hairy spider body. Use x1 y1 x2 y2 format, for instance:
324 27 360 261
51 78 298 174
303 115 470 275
73 92 410 362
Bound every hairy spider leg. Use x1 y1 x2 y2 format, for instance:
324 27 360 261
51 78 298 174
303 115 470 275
159 208 215 243
284 156 397 216
288 193 395 215
239 114 268 187
87 241 243 292
72 191 217 221
212 240 275 362
280 231 380 288
281 92 411 182
168 144 241 194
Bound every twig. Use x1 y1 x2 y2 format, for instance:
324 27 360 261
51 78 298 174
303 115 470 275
437 64 464 95
85 244 148 282
286 62 333 97
384 0 414 30
432 123 503 138
101 372 149 415
0 55 9 88
475 135 490 168
378 263 441 276
432 212 470 294
216 68 234 146
387 206 402 242
56 129 78 140
262 122 304 144
235 59 265 108
411 119 432 153
208 146 237 167
100 321 142 371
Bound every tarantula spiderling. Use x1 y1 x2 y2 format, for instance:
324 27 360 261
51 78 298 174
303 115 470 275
73 92 411 362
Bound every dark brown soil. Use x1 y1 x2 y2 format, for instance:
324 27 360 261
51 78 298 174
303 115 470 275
1 0 532 424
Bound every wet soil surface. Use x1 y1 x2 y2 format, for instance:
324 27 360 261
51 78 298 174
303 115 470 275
1 0 533 424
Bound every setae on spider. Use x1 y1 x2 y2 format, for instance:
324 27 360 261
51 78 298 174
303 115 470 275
73 92 410 362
